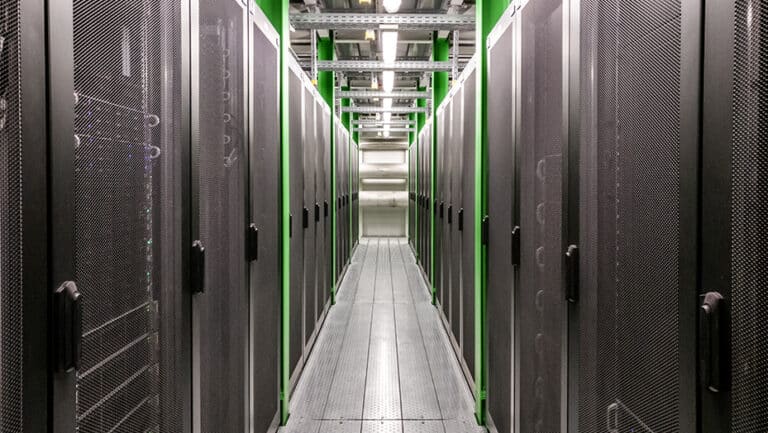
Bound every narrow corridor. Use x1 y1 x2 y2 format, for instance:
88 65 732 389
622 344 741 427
281 238 485 433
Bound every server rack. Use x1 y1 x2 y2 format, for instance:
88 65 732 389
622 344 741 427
247 4 281 430
321 105 332 312
287 60 304 376
46 0 195 432
701 0 767 431
461 65 477 378
1 1 50 432
301 84 316 354
192 0 249 430
570 0 700 431
485 5 517 431
450 88 462 350
435 106 446 309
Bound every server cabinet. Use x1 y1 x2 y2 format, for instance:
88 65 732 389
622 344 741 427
51 0 192 431
1 2 49 431
461 68 477 377
450 92 462 345
287 62 304 374
193 1 249 430
435 107 446 308
441 101 453 321
409 143 415 246
248 6 281 429
322 107 332 309
486 7 516 431
302 86 316 351
517 0 565 431
573 0 699 431
700 0 766 431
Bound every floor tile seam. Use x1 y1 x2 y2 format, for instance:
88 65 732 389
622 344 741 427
397 241 448 433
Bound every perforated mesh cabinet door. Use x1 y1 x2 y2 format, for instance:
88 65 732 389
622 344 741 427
288 68 304 373
701 0 768 431
323 108 332 308
487 13 515 432
729 2 768 430
248 10 281 430
302 89 317 348
450 94 462 343
442 102 453 321
195 1 249 430
435 109 445 308
72 1 187 431
0 1 23 430
518 0 564 431
461 72 476 376
576 0 698 431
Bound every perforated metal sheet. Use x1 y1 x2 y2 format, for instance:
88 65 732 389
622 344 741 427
461 71 476 376
73 1 186 431
0 1 22 430
196 1 248 430
449 95 462 344
518 0 564 431
249 13 281 431
730 1 768 430
577 0 683 431
486 14 515 433
289 70 304 373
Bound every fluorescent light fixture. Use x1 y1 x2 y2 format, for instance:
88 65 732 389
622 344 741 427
381 31 398 64
383 124 391 138
359 0 372 4
365 29 376 41
383 112 392 122
382 70 394 93
371 75 378 89
382 98 393 109
383 0 401 13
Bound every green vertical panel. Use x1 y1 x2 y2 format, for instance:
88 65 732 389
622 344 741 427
431 35 448 305
475 0 510 424
341 86 350 130
352 113 359 143
255 0 290 424
317 34 336 304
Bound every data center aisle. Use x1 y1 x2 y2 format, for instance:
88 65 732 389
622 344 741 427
281 238 485 433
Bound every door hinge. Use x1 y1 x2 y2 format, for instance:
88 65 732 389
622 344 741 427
511 226 521 266
54 281 82 372
700 291 726 393
565 244 579 303
247 223 259 262
191 240 206 293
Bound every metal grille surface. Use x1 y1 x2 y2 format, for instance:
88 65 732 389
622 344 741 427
519 0 564 431
0 1 23 431
73 1 185 431
578 0 682 431
197 0 248 431
730 0 768 430
486 16 515 433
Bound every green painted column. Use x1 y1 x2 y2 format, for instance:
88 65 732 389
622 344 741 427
341 86 351 131
417 86 427 135
474 0 510 424
254 0 291 424
409 112 416 145
431 34 448 305
317 34 336 304
352 113 359 143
